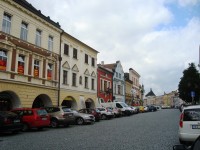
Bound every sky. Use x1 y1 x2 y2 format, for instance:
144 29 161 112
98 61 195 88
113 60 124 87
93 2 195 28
27 0 200 96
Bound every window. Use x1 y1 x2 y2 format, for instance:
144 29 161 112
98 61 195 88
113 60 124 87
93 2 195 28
91 78 95 90
72 73 76 86
63 70 68 84
119 73 121 79
79 76 82 84
85 76 88 88
48 36 53 51
35 29 41 46
18 55 25 74
104 80 107 91
85 54 88 64
20 22 28 41
117 85 121 94
0 50 7 71
64 44 69 55
2 13 11 34
91 57 95 67
116 72 118 77
47 63 53 80
34 60 40 77
100 79 103 91
73 48 77 59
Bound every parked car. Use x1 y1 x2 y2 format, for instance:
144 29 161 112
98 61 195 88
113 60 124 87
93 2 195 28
139 106 145 113
144 106 149 112
44 106 75 128
96 107 114 120
147 105 157 112
128 106 138 114
106 107 122 117
179 105 200 144
0 111 23 134
78 108 101 121
71 109 95 125
11 108 50 131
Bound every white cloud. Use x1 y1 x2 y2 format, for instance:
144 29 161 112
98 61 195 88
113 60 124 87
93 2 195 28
27 0 200 96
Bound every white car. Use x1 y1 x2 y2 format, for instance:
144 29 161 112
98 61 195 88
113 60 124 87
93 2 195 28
179 105 200 144
96 107 114 120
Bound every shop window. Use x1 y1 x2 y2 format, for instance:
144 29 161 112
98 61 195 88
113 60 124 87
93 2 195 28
18 55 25 74
47 63 53 80
34 60 40 77
0 50 7 71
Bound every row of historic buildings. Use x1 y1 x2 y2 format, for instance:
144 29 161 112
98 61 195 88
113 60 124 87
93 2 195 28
0 0 142 111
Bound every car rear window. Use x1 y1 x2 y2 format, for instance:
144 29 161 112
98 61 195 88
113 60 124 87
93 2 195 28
184 109 200 121
37 109 48 116
62 108 71 112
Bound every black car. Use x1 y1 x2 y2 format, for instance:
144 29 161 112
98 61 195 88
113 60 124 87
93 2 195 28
0 111 23 133
147 105 157 112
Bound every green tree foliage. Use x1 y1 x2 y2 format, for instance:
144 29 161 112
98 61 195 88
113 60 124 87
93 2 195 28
178 63 200 104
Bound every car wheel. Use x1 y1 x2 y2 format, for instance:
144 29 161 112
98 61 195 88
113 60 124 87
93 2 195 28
22 123 29 132
51 119 59 128
179 139 185 145
76 117 84 125
101 114 107 120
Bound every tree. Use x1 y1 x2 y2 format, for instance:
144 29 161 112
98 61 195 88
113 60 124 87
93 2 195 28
178 63 200 104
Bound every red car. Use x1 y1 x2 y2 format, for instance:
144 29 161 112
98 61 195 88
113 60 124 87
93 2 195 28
11 108 50 131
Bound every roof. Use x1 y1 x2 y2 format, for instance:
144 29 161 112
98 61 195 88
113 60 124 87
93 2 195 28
13 0 61 28
145 88 156 97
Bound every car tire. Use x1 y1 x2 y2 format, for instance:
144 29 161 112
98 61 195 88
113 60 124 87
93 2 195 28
76 117 84 125
179 139 185 145
22 123 29 132
101 114 107 120
51 119 59 128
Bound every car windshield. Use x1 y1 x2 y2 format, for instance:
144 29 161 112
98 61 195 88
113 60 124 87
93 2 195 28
120 103 128 107
37 109 48 115
184 109 200 121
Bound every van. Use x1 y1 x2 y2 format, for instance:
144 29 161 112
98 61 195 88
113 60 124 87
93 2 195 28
101 102 132 116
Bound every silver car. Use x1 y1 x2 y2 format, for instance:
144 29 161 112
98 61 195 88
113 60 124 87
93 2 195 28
71 109 95 125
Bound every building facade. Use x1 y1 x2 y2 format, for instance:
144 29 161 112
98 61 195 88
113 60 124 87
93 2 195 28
0 0 62 110
102 61 125 102
97 63 113 103
60 32 98 110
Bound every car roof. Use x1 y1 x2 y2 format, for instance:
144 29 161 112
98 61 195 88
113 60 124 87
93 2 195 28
12 108 43 110
183 105 200 110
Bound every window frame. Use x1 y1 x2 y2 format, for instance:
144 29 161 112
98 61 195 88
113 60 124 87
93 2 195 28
48 35 53 51
35 29 42 46
63 70 68 85
0 49 7 71
64 44 69 55
20 22 28 41
2 13 11 34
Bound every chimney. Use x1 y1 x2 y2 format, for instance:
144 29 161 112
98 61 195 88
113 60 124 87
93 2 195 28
101 61 104 65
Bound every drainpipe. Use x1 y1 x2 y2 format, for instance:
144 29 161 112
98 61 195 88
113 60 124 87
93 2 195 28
58 30 63 106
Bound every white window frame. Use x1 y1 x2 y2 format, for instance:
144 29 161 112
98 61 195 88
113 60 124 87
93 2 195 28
20 22 28 41
48 36 53 51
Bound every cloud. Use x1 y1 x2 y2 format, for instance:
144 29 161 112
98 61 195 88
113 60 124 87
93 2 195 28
27 0 200 96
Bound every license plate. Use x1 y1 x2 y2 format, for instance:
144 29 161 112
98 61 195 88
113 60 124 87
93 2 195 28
14 119 20 123
192 125 200 129
42 118 47 120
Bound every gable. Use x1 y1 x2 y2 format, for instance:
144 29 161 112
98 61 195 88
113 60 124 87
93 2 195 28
91 71 96 77
72 64 79 72
62 61 70 69
84 69 90 76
